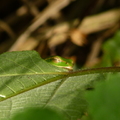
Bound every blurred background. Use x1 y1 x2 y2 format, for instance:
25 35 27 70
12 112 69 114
0 0 120 68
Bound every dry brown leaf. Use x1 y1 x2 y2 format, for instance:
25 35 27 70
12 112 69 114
70 29 87 46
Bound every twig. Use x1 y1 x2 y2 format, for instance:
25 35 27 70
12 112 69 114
84 24 119 67
9 0 71 51
0 20 16 39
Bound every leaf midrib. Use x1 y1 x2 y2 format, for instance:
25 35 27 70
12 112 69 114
0 72 68 77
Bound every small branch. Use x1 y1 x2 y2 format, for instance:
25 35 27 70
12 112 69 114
84 24 119 67
9 0 71 51
0 20 16 39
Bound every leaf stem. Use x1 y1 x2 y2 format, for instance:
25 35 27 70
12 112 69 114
69 67 120 76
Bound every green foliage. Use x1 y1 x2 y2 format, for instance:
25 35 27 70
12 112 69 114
11 107 65 120
101 30 120 66
0 51 119 120
85 73 120 120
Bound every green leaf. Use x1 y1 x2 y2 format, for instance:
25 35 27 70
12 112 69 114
0 51 67 101
0 51 120 120
11 107 65 120
85 73 120 120
101 30 120 67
